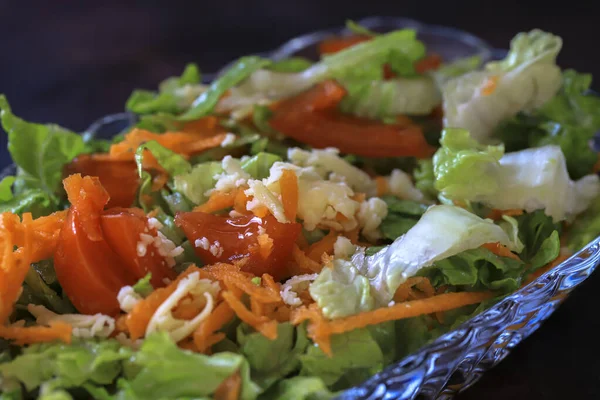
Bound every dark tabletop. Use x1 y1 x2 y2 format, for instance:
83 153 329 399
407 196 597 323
1 1 599 399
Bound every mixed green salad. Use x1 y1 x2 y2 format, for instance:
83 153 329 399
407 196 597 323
0 21 599 400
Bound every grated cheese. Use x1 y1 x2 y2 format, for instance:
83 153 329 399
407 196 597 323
117 286 142 313
333 236 357 259
280 274 318 307
209 241 224 258
357 198 388 242
194 237 210 250
208 156 251 196
387 169 428 203
28 304 115 339
220 133 237 147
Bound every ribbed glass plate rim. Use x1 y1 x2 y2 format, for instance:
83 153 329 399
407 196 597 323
3 16 598 400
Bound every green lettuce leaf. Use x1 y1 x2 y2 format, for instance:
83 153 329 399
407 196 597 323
172 161 223 205
0 176 15 201
132 273 153 297
178 56 272 121
515 210 561 269
134 141 191 178
339 77 441 118
443 30 563 141
0 338 131 393
413 158 438 199
310 205 520 317
241 152 282 180
237 323 308 390
126 63 203 115
567 197 600 252
0 95 87 201
433 128 504 198
261 376 332 400
433 129 600 222
118 333 260 399
18 260 75 314
0 189 55 218
268 58 313 73
430 54 482 86
299 328 384 388
379 195 428 241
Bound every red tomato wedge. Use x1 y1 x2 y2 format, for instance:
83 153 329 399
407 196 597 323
65 155 139 208
269 81 436 158
54 174 175 315
101 208 177 288
54 209 137 315
175 212 301 280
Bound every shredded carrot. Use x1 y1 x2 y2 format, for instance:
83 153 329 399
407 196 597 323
214 370 242 400
482 242 520 261
257 233 274 260
414 54 443 74
306 230 338 262
295 233 309 250
335 212 349 222
394 277 431 302
292 244 322 273
194 190 237 213
233 188 250 215
252 205 269 218
193 301 235 352
7 210 66 263
209 269 280 303
487 208 524 220
293 291 493 356
178 337 198 352
345 227 360 244
481 75 499 96
126 266 202 340
222 291 278 339
352 193 366 203
280 169 299 221
250 297 264 316
375 176 389 197
0 321 72 345
151 172 169 191
63 174 110 241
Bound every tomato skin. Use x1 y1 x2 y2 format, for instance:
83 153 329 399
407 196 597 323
54 210 137 316
65 155 139 208
101 208 176 288
175 212 301 280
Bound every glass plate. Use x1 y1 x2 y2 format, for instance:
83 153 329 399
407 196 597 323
5 17 599 400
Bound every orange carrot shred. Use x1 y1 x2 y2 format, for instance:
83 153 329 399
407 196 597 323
222 291 278 340
257 233 274 260
214 370 242 400
375 176 389 197
252 205 269 218
292 244 322 273
482 242 520 261
306 230 338 262
193 301 235 352
63 174 110 241
280 169 299 221
194 190 237 213
0 321 72 346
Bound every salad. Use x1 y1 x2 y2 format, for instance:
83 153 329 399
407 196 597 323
0 21 599 400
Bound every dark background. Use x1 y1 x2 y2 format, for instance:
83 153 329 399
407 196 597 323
2 1 600 399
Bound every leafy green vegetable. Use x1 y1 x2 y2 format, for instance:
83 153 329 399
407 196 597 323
19 261 75 314
443 30 563 140
132 273 154 297
420 247 525 292
262 376 332 400
126 63 203 115
413 158 437 199
241 152 281 179
252 105 276 134
0 176 15 201
0 95 87 201
567 197 600 252
430 54 482 86
237 323 308 390
0 189 55 218
0 338 131 393
172 161 223 205
268 58 313 73
299 328 384 388
379 195 428 241
178 56 272 121
118 333 259 399
339 77 441 119
433 128 504 199
134 141 191 177
345 20 377 37
515 210 561 268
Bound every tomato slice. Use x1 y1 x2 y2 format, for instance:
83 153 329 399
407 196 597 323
65 155 139 208
54 210 137 315
270 81 436 158
318 35 371 55
101 208 176 288
175 212 301 280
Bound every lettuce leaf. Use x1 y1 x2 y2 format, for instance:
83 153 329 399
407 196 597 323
179 57 272 121
268 58 313 73
126 63 203 115
0 189 55 218
241 152 282 180
443 30 562 141
429 54 482 86
0 95 87 202
261 376 333 400
0 176 15 201
132 273 154 297
134 141 191 178
299 328 384 388
433 129 600 221
172 161 223 205
379 196 428 241
310 205 519 317
0 338 131 393
237 323 308 390
339 77 441 119
413 158 438 199
117 333 260 399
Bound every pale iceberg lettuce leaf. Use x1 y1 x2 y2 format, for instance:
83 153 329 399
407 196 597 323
339 77 441 118
433 129 600 222
172 161 223 204
433 129 504 198
310 205 518 317
218 30 425 112
443 30 563 141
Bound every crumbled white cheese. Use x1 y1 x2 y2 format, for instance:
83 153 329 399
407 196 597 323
208 156 251 196
220 133 237 147
136 221 183 267
357 197 389 242
209 241 224 258
280 274 318 307
288 147 377 196
146 272 220 342
388 169 427 202
28 304 115 339
245 180 289 223
333 236 357 259
117 286 143 313
194 237 210 250
147 217 164 230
